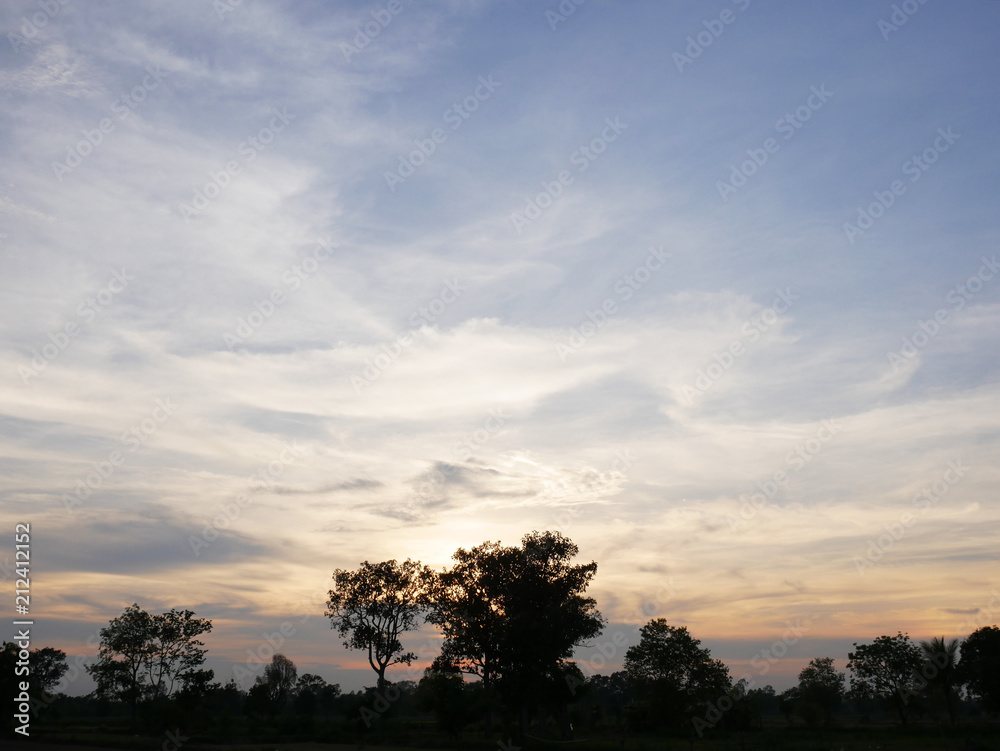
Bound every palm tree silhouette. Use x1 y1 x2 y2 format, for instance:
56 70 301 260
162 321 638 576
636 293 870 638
918 636 959 727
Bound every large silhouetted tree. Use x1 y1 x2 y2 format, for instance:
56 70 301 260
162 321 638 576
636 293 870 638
251 653 297 715
427 540 505 690
21 646 68 699
428 530 604 728
958 625 1000 715
0 643 69 729
146 608 213 700
294 673 341 716
623 619 731 729
796 657 845 725
847 632 922 725
87 604 152 717
326 558 432 691
86 603 212 720
415 664 482 738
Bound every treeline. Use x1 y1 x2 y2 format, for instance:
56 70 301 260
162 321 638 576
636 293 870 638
4 530 1000 745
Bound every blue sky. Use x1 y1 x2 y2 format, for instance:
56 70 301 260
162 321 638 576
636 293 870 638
1 0 999 694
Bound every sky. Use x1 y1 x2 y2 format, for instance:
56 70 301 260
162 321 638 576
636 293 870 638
1 0 999 696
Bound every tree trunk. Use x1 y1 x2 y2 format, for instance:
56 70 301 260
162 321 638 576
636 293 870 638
557 703 572 740
944 686 956 727
483 673 494 734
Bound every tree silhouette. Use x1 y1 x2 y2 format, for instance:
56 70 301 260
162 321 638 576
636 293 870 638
146 608 213 699
623 619 731 729
29 646 69 697
1 642 69 730
415 664 481 738
86 603 211 720
175 667 218 711
796 657 844 725
427 540 505 691
253 653 297 715
326 558 432 692
958 625 1000 715
87 604 152 717
847 632 922 725
428 530 604 731
293 673 340 716
776 687 799 726
918 636 959 726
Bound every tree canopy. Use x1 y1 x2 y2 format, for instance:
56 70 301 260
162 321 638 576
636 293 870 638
847 632 922 724
22 533 1000 743
959 625 1000 715
326 558 433 691
29 646 69 696
248 653 298 716
918 636 959 726
796 657 845 725
427 530 604 718
623 618 731 728
86 603 212 718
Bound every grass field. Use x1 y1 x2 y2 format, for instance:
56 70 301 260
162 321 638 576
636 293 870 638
23 723 1000 751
